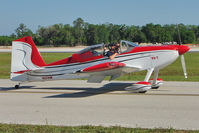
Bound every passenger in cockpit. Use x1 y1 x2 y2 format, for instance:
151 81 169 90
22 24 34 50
103 44 108 56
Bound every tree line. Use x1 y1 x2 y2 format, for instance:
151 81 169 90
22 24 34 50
0 18 199 46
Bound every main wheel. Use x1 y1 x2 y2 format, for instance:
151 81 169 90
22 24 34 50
15 85 19 89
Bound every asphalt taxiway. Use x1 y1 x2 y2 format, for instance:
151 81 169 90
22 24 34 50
0 79 199 130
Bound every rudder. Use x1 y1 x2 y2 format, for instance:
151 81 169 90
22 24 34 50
10 36 46 81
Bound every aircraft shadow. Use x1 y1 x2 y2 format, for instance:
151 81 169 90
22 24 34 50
44 82 133 98
0 86 35 91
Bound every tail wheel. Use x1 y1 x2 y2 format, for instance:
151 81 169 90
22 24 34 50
15 84 20 89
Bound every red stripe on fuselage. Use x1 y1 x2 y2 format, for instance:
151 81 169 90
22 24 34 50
13 70 31 74
121 45 179 55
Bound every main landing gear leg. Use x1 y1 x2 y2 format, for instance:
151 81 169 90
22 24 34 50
144 68 154 82
149 69 163 89
151 69 159 89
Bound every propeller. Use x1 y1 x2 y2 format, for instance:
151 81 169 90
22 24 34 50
180 55 187 78
176 24 188 78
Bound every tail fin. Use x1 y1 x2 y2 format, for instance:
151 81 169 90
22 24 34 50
10 36 46 80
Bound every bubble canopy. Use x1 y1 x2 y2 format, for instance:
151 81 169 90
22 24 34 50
76 40 138 56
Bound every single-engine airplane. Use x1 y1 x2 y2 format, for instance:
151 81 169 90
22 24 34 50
10 36 190 93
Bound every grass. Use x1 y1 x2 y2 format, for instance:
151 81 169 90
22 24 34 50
0 124 198 133
0 52 198 81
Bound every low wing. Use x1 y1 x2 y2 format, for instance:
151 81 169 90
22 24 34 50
77 62 125 73
74 61 141 83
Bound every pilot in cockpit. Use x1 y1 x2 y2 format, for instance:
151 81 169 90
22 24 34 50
115 42 121 54
106 43 120 60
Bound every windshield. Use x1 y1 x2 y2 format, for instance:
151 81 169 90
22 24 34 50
120 40 138 53
77 43 104 56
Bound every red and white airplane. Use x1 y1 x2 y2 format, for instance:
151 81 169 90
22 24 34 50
10 36 190 93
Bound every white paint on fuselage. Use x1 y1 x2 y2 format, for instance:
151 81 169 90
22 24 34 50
150 50 179 69
16 49 179 82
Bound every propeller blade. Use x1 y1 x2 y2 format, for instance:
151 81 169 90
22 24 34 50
176 24 182 45
181 55 187 78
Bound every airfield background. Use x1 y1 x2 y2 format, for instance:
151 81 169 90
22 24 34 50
0 18 199 47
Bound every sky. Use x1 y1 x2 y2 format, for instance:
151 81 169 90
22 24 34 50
0 0 199 35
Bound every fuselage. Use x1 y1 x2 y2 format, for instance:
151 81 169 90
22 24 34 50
25 45 182 82
10 36 190 93
11 36 190 82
